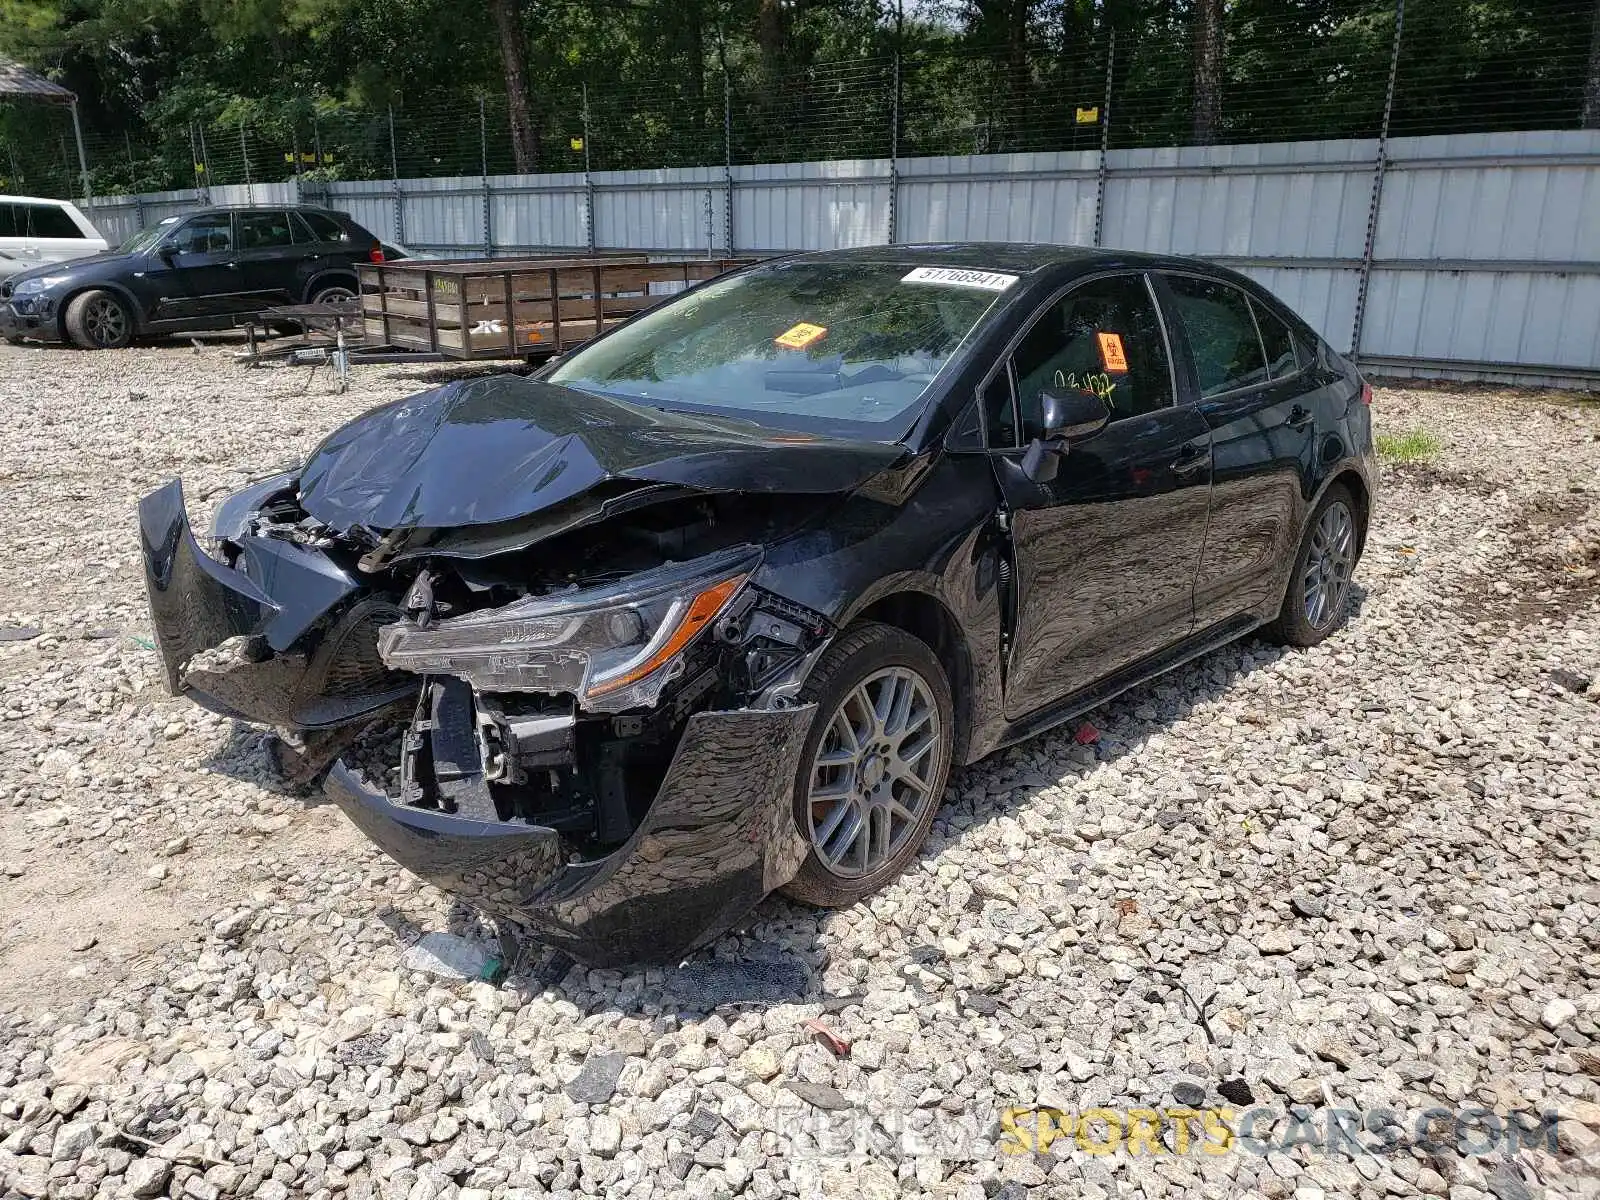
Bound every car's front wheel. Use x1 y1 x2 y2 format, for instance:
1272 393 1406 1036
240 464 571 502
781 622 954 908
64 289 134 350
1266 482 1359 647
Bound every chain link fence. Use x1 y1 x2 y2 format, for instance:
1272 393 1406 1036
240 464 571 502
3 0 1599 202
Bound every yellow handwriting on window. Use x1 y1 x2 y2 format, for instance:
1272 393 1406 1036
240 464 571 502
1055 369 1117 404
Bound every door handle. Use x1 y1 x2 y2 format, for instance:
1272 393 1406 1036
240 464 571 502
1170 447 1209 477
1286 405 1313 429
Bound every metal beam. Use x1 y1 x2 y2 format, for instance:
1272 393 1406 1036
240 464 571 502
1359 354 1600 385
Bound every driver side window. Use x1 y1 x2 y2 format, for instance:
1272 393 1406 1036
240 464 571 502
1002 273 1173 444
168 214 234 255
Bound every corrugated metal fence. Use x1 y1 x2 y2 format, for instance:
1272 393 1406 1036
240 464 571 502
84 128 1600 388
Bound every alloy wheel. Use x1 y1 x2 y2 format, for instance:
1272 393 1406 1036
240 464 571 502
84 296 127 347
806 666 941 878
1302 499 1355 629
314 286 356 304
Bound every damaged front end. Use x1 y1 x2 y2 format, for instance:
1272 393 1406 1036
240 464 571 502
139 469 837 964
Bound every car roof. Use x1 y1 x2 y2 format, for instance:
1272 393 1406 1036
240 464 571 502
184 205 345 215
787 242 1238 277
0 194 81 208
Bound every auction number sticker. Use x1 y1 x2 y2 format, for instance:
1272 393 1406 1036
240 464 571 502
901 266 1019 291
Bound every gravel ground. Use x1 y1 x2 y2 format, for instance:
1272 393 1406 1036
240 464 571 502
0 338 1597 1200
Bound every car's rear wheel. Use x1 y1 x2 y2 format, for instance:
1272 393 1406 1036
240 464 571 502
780 622 954 908
64 289 134 350
309 282 357 305
1266 482 1358 647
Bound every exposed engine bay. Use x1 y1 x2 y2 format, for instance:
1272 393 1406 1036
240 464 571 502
195 479 834 859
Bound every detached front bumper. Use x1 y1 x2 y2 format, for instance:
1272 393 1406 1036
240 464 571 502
325 702 815 966
138 479 417 728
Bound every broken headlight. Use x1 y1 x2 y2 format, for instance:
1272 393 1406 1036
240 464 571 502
377 544 759 712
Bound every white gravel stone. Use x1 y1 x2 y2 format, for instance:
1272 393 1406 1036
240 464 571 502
1543 997 1579 1030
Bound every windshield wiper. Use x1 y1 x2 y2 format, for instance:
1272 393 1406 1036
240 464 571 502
763 363 905 396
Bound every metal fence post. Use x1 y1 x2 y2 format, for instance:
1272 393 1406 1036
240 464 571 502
480 95 493 257
583 83 596 253
887 51 900 245
69 100 94 212
196 123 211 203
388 105 405 246
722 48 735 255
1351 0 1405 360
240 121 252 202
1093 31 1115 248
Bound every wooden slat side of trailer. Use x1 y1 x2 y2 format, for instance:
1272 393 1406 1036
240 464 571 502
358 256 755 361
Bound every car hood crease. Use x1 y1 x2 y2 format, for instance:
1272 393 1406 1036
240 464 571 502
297 375 907 533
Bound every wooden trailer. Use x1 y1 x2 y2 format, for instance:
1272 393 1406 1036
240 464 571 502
357 254 755 361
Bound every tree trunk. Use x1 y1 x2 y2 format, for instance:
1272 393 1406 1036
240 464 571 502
1583 0 1600 129
686 1 705 141
489 0 538 172
1191 0 1224 145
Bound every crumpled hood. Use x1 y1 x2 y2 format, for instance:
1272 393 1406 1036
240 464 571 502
298 375 906 533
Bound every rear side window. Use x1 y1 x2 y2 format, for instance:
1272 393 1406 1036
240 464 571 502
1252 299 1301 379
26 203 85 239
0 206 16 237
237 211 295 248
297 211 348 242
1164 275 1269 397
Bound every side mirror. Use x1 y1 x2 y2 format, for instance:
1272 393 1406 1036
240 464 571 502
156 244 177 263
1040 388 1111 441
1020 389 1111 483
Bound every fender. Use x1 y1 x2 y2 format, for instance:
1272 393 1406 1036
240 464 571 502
302 268 359 303
56 279 146 335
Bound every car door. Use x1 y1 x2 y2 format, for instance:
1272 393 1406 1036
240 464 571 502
1156 273 1321 624
144 213 245 324
986 271 1214 720
25 201 103 268
233 211 304 309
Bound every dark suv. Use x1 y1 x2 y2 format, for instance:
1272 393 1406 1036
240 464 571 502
1 205 397 349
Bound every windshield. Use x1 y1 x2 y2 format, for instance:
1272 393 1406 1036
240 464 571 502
117 221 176 254
547 260 1015 439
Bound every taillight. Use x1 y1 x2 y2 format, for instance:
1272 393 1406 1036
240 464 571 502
368 243 385 263
1360 380 1373 406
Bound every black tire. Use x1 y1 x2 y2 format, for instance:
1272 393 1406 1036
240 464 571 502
1266 482 1359 647
780 622 955 908
308 281 357 306
63 289 135 350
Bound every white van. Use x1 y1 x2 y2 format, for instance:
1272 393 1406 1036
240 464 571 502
0 196 109 280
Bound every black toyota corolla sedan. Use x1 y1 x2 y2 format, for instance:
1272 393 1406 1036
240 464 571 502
140 243 1374 965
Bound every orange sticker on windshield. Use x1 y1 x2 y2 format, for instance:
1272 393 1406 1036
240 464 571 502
775 322 827 350
1098 332 1128 372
